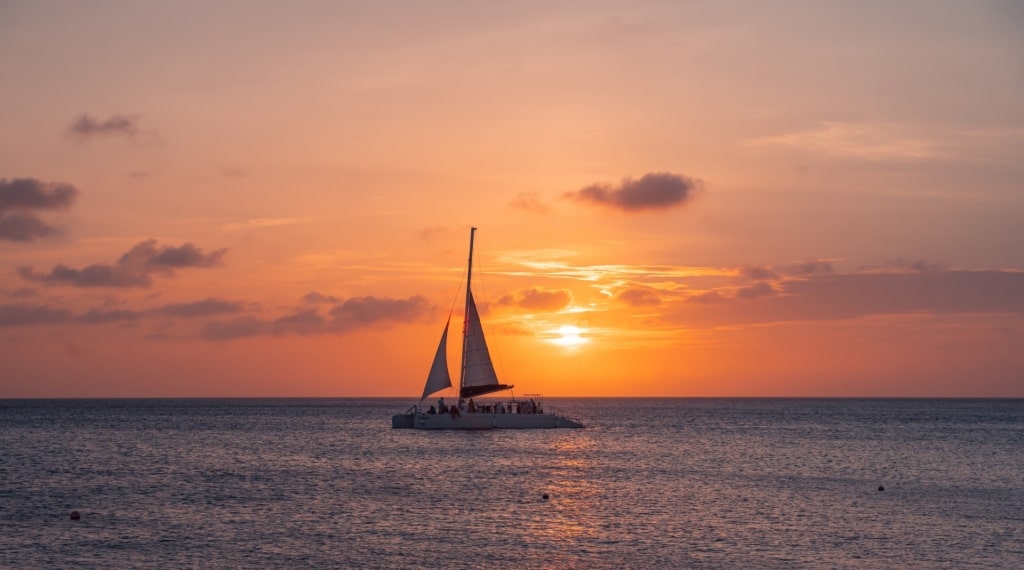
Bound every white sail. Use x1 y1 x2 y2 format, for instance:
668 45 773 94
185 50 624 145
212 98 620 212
461 291 499 391
420 319 452 401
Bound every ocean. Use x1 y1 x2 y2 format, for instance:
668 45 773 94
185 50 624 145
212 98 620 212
1 398 1021 569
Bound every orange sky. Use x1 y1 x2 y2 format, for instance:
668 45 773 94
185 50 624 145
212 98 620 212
2 1 1023 397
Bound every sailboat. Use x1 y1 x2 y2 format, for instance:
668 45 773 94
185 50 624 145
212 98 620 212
392 227 583 430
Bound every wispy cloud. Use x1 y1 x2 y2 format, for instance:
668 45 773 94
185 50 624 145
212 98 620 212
497 288 572 311
68 113 140 138
18 239 228 288
565 172 699 212
508 192 551 214
156 298 246 318
749 121 944 161
618 287 662 307
0 178 78 242
223 218 316 231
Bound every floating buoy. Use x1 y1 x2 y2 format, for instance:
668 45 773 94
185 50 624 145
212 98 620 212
878 485 885 492
542 493 549 500
69 511 81 520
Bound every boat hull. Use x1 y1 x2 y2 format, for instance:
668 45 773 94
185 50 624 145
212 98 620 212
392 412 582 430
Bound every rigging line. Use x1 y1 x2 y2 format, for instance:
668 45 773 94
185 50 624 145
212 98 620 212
441 263 468 398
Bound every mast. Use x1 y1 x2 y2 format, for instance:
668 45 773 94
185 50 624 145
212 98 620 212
459 226 477 398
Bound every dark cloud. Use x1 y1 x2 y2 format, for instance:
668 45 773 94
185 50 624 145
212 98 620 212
18 264 152 288
68 113 139 138
873 258 948 274
273 309 327 335
780 260 834 276
18 239 227 288
4 287 38 299
202 295 434 341
0 304 73 326
619 287 662 307
157 298 245 318
497 288 572 312
0 212 62 242
119 239 227 271
736 282 778 299
673 269 1024 327
566 172 698 212
0 178 78 211
202 316 267 341
0 178 79 242
302 291 341 304
740 266 778 280
328 295 432 329
77 308 140 325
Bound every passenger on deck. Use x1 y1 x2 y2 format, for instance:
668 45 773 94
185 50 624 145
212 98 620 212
427 405 436 414
468 398 476 413
438 397 446 413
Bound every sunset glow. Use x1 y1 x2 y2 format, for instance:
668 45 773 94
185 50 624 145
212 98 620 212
2 1 1022 397
548 325 590 348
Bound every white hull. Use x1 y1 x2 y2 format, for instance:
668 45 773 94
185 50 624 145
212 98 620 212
392 411 582 430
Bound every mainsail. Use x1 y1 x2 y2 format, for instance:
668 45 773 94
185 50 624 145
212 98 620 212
420 319 453 401
460 291 511 398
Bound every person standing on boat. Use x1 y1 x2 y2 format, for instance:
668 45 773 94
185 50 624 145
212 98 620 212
438 397 446 413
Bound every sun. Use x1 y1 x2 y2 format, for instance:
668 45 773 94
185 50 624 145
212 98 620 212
549 325 589 348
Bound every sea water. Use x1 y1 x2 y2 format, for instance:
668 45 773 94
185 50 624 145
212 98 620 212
1 398 1021 569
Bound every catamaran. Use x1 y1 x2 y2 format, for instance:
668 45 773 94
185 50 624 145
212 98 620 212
392 227 583 430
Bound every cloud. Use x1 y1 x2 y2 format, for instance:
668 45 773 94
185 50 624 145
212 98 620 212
869 258 948 274
736 261 833 280
302 291 341 304
273 309 327 335
749 121 942 161
566 172 698 212
686 291 726 304
619 287 662 307
157 298 245 318
416 226 452 241
68 113 140 138
0 212 64 242
77 308 141 325
328 295 432 330
0 178 78 242
18 239 228 288
497 288 572 311
222 217 315 231
0 304 73 326
780 260 834 276
0 178 78 211
672 269 1024 327
509 192 551 214
202 316 267 341
740 266 778 280
202 295 434 341
736 282 778 299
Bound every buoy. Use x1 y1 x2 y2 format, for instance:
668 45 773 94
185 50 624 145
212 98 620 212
69 511 81 520
878 485 885 492
542 493 549 500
